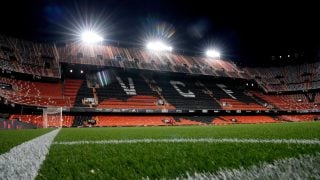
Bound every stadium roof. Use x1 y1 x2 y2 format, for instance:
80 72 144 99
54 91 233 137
0 0 319 66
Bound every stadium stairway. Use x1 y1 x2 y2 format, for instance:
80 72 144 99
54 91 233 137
63 79 83 107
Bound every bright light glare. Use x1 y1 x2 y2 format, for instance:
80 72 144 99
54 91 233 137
147 41 172 52
81 31 103 44
206 49 220 58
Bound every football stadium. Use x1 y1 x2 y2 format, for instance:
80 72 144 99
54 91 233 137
1 1 320 179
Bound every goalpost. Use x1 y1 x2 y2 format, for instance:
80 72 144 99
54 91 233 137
43 107 63 128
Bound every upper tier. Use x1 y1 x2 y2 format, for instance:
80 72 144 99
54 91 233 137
0 35 246 79
0 35 60 78
245 62 320 92
1 35 320 92
58 43 247 79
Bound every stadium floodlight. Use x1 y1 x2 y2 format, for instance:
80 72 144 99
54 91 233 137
147 41 172 52
206 49 220 58
81 31 103 44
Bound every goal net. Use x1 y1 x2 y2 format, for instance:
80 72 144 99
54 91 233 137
43 107 62 128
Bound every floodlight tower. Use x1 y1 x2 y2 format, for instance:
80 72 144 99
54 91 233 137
146 41 172 52
81 31 103 44
206 49 220 59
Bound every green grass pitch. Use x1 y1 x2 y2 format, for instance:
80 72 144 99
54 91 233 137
0 128 53 154
35 122 320 179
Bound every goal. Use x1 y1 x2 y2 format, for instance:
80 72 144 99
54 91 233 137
43 107 62 128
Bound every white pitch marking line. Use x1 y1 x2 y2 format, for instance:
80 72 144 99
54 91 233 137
0 128 61 180
53 138 320 145
177 153 320 179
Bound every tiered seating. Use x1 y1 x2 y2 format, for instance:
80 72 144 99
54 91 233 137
95 71 173 109
90 115 278 127
9 115 43 127
0 67 318 114
278 115 316 122
1 70 265 110
91 115 283 126
155 78 221 110
0 77 68 107
0 35 60 78
219 98 266 110
93 116 173 126
9 114 75 127
246 62 320 92
95 115 216 126
99 95 174 109
252 91 320 110
89 70 269 110
204 82 265 110
62 116 75 127
58 43 244 78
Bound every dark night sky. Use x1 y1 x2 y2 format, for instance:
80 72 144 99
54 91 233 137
0 0 319 66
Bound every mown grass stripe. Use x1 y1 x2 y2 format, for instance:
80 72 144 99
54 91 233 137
178 153 320 179
53 138 320 145
0 129 60 180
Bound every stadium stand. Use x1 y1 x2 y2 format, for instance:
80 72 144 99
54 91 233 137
9 114 43 127
204 82 266 110
0 35 60 78
0 77 68 107
1 67 319 112
91 70 174 109
154 77 221 110
251 91 320 111
0 35 320 128
245 62 320 92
